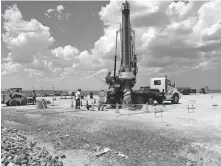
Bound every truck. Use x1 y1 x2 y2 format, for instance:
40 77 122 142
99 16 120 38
149 76 181 104
106 75 181 106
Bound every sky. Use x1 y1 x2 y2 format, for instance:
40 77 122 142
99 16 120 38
1 0 221 90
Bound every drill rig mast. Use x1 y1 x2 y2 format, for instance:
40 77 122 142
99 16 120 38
105 1 138 106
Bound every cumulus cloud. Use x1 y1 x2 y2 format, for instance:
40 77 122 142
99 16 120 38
2 0 221 84
1 61 22 75
45 4 71 20
1 5 76 79
93 0 221 78
50 45 80 68
2 4 55 65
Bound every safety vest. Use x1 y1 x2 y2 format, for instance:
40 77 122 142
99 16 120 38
98 91 106 102
75 91 80 99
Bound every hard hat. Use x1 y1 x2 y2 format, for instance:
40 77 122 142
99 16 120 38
101 88 104 91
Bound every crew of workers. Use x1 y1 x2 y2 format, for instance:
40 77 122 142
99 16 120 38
73 88 106 111
30 88 107 110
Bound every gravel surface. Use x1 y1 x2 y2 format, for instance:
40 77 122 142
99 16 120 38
1 126 64 166
2 104 221 166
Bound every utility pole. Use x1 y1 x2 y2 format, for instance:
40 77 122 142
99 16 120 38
52 85 55 106
41 86 43 97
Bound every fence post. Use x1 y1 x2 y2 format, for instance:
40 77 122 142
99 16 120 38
71 97 74 107
91 102 95 111
116 103 119 113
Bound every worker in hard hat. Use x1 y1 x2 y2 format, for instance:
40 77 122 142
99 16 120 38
75 89 81 109
105 71 114 89
98 88 106 111
32 90 37 105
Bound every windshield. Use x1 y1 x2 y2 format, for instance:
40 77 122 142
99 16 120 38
167 79 171 86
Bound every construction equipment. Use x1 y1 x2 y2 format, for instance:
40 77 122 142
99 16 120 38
105 1 137 106
1 88 28 106
200 86 209 94
104 1 181 107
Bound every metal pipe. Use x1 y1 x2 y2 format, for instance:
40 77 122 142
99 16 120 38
120 25 123 68
133 30 135 60
165 75 168 94
122 1 131 69
114 31 118 79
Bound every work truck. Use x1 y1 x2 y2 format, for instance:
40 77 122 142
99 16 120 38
139 75 181 104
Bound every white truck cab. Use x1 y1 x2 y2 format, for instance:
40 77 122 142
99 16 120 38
150 76 181 104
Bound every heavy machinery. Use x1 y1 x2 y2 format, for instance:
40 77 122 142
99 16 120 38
1 88 28 106
105 1 138 106
200 86 209 94
105 1 181 106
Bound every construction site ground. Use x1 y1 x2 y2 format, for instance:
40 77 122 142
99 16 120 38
1 93 221 166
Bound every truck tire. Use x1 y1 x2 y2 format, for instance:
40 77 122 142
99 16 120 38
9 100 17 106
172 94 179 104
148 97 154 105
16 101 20 106
135 96 144 104
21 98 27 105
134 96 144 109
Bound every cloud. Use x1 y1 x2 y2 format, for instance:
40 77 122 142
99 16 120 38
57 5 64 12
50 45 80 68
2 4 55 65
2 1 221 86
1 5 59 78
1 61 22 75
45 4 71 20
94 0 221 78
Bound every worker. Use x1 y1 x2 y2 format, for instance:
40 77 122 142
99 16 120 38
134 55 137 65
98 88 106 111
105 71 114 89
32 90 37 105
75 89 81 109
123 89 131 105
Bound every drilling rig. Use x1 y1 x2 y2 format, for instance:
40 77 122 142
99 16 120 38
105 1 138 106
105 1 180 107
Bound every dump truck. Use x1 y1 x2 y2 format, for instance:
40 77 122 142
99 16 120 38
1 88 28 106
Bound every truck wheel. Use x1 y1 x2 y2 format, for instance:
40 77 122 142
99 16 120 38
148 97 154 105
172 94 179 104
135 96 144 104
134 96 144 109
16 101 20 106
21 98 27 105
9 100 17 106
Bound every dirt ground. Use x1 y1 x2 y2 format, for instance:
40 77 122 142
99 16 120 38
1 93 221 166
